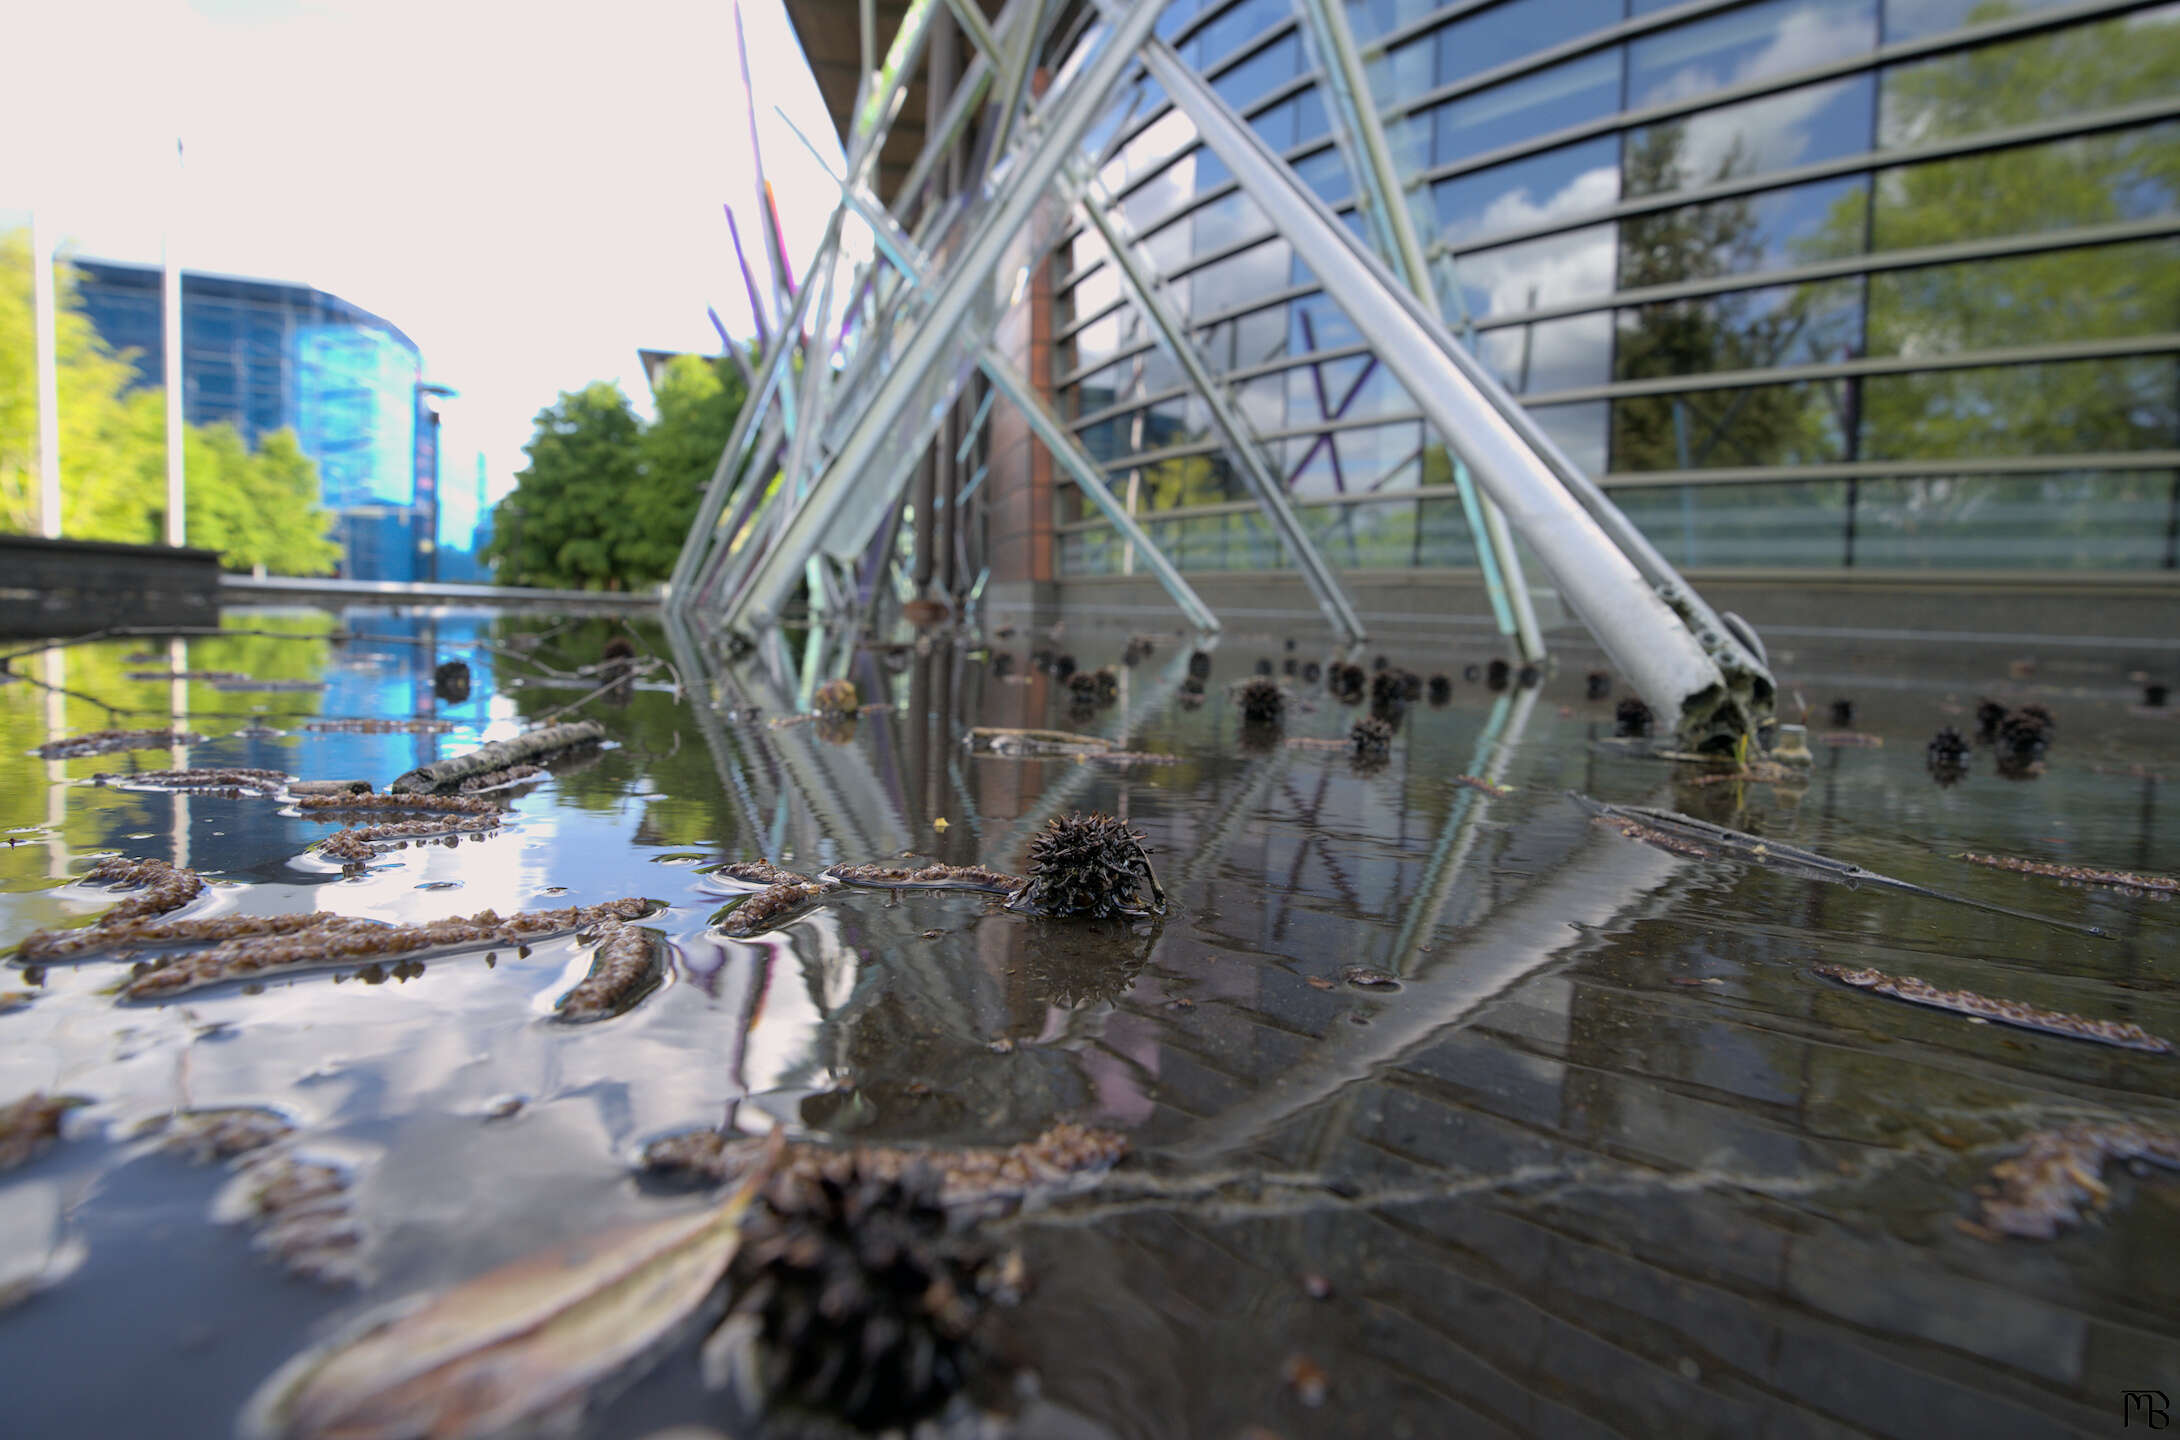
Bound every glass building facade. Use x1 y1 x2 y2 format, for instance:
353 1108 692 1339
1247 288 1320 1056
1052 0 2180 579
72 262 483 581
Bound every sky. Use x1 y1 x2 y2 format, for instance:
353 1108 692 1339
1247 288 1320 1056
0 0 845 503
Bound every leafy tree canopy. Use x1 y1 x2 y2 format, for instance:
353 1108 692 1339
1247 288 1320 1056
1 228 341 574
484 352 750 590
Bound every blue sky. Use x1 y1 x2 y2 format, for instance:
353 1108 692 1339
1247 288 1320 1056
0 0 843 503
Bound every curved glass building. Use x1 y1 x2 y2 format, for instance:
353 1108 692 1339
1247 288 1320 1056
1047 0 2178 583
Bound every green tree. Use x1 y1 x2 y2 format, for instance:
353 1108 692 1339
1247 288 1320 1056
484 352 751 590
484 382 645 589
1611 125 1852 472
2 229 343 573
183 424 342 574
629 353 748 580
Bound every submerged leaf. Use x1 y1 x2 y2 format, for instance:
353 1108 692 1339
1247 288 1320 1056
245 1169 761 1440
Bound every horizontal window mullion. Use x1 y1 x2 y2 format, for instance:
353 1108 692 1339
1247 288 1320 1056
1434 96 2180 260
1526 333 2180 407
1403 0 2162 185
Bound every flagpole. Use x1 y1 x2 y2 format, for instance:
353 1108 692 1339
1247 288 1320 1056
29 211 62 538
163 138 187 547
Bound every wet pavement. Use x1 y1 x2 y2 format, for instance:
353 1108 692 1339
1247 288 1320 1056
1 607 2176 1438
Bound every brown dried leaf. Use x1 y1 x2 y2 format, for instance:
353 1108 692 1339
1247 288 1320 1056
245 1169 762 1439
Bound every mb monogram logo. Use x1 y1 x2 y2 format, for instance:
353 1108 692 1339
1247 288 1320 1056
2124 1391 2171 1428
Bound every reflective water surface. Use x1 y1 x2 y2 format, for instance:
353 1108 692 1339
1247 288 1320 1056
2 607 2176 1438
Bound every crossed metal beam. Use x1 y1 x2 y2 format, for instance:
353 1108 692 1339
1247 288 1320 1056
669 0 1776 749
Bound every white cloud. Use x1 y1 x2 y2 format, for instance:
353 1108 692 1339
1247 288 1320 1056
0 0 842 501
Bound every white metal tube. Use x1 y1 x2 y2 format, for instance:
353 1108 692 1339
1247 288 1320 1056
29 213 62 538
732 0 1172 633
1138 34 1746 745
163 143 187 548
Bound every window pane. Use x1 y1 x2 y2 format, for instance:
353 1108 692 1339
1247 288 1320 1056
1620 176 1868 288
1301 499 1425 569
1478 312 1616 393
1345 0 1441 44
1613 481 1851 565
1455 224 1617 319
1862 356 2179 460
1200 0 1288 63
1528 399 1609 474
1885 0 2089 47
1628 0 1876 111
1433 0 1624 89
1059 525 1122 577
1215 34 1299 112
1872 122 2180 251
1624 76 1874 199
1431 52 1623 170
1853 472 2172 568
1139 451 1250 511
1190 237 1295 314
1433 137 1620 248
1880 6 2180 143
1612 379 1853 469
1617 277 1864 380
1868 239 2180 355
1288 291 1363 354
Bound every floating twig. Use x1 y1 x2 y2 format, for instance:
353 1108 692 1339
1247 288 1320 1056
641 1122 1127 1216
388 721 605 795
716 882 830 938
96 767 289 796
35 728 204 759
553 922 666 1022
1452 774 1515 797
294 792 497 819
122 898 656 1000
1958 852 2178 897
1813 964 2171 1053
301 718 454 735
15 858 209 957
319 816 503 863
822 862 1021 894
19 909 334 964
713 859 816 887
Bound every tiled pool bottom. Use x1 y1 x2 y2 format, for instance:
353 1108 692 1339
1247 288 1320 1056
1 608 2175 1438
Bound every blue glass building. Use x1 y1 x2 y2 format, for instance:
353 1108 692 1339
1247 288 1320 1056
72 261 480 581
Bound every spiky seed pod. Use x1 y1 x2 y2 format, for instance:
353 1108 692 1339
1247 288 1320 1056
1427 674 1451 705
726 1157 991 1432
1350 715 1394 759
1974 698 2007 743
1092 667 1119 703
1301 662 1321 684
1584 670 1611 701
1828 698 1855 727
991 652 1015 678
1066 671 1100 703
1401 671 1423 702
1371 656 1389 672
1013 812 1164 918
1328 662 1366 704
1485 658 1510 691
1615 696 1653 738
1997 704 2055 760
1370 669 1410 710
1516 664 1540 689
432 660 471 704
1254 658 1273 677
1237 676 1285 726
1928 726 1970 765
1050 654 1077 681
1463 664 1481 682
2145 682 2169 708
814 679 860 717
1187 651 1212 681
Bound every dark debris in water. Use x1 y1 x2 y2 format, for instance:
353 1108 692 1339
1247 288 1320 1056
0 1092 83 1171
1966 1123 2180 1240
553 921 666 1023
